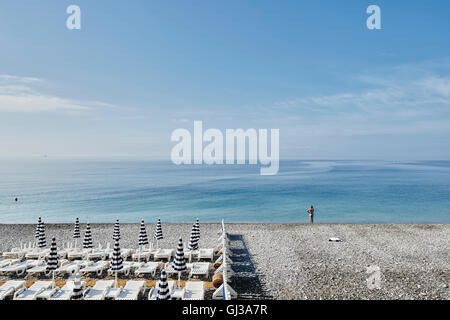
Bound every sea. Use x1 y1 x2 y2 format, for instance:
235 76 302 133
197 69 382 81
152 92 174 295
0 159 449 224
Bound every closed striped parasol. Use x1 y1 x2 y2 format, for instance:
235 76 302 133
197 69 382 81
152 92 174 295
154 219 163 248
110 239 123 288
139 219 149 247
72 272 83 300
194 218 200 243
156 268 171 300
113 219 120 241
172 237 187 287
46 237 58 285
73 217 80 248
38 221 46 248
83 223 93 249
187 223 198 251
35 217 42 241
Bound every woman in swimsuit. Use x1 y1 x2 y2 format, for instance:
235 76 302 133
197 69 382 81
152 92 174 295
307 205 314 224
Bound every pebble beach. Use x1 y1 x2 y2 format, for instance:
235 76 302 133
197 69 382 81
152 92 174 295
0 223 448 300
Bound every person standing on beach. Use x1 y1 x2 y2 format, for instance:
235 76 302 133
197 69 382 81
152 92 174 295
307 205 314 224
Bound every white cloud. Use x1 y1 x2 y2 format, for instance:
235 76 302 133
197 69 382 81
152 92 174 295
415 77 450 97
0 74 114 113
270 59 450 137
0 74 42 83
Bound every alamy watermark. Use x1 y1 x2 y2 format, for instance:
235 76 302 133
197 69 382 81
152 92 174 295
66 5 81 30
170 121 280 175
367 5 381 30
65 4 380 31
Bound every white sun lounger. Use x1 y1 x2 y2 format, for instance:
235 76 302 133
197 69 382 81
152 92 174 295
116 280 147 300
198 248 214 261
25 249 49 260
27 259 69 277
183 281 205 300
86 249 108 260
0 280 26 300
165 262 189 278
55 260 93 276
0 260 41 276
148 280 175 300
105 287 123 300
0 259 20 268
83 280 114 300
2 248 27 259
48 280 87 300
189 262 210 280
148 248 160 259
107 261 143 277
13 281 54 300
135 261 161 277
153 249 174 261
26 263 52 277
132 250 152 262
67 249 89 260
121 248 133 260
80 261 110 277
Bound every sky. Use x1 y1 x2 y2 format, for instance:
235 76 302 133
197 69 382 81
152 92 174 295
0 0 449 160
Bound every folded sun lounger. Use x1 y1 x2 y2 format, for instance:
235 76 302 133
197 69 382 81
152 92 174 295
0 280 26 300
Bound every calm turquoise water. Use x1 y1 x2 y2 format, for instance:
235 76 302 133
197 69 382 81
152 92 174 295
0 160 449 224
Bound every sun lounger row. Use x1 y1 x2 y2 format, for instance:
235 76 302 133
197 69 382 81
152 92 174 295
0 279 206 300
2 246 215 264
0 259 210 280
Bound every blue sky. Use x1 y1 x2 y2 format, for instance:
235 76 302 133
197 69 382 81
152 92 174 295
0 0 449 159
